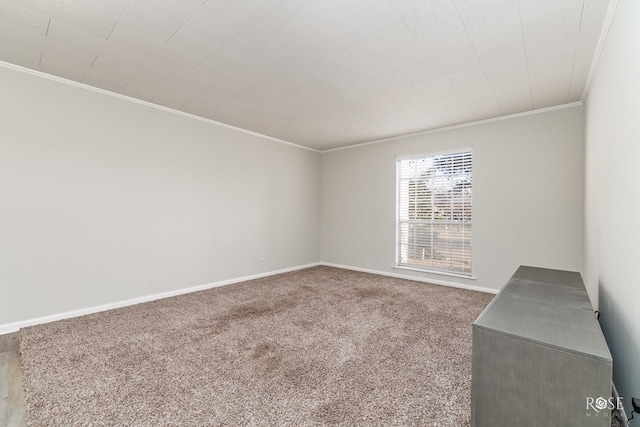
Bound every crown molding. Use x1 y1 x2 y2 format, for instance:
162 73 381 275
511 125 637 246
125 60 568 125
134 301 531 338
580 0 620 103
321 102 583 153
0 60 320 153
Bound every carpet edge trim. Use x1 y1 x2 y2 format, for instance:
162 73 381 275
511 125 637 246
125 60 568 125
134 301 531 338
0 262 321 334
321 262 499 294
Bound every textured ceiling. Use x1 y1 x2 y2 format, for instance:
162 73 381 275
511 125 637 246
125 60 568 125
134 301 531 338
0 0 611 150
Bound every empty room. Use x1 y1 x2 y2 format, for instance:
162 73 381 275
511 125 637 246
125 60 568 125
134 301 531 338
1 0 638 426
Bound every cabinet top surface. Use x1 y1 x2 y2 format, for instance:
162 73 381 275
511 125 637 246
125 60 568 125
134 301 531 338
474 266 612 363
511 265 584 288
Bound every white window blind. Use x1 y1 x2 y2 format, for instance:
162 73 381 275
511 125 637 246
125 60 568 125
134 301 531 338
396 150 472 276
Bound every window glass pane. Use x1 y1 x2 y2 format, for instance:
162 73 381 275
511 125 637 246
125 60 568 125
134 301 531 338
396 150 472 275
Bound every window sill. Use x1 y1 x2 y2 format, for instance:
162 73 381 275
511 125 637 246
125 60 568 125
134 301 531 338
392 265 477 280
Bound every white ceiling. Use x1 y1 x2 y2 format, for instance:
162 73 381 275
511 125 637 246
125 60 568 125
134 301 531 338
0 0 611 150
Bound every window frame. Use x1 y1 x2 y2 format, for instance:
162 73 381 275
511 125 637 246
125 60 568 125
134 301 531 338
395 148 473 278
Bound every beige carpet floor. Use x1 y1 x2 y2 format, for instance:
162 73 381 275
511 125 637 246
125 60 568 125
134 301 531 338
19 266 494 426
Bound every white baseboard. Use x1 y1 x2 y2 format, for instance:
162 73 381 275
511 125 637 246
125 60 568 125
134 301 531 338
0 261 496 335
320 262 499 294
0 262 321 335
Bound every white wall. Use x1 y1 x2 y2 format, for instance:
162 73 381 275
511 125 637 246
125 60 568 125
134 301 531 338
0 65 320 328
321 106 585 293
584 0 639 408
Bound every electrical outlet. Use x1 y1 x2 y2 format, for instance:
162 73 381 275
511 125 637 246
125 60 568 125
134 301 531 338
258 252 264 262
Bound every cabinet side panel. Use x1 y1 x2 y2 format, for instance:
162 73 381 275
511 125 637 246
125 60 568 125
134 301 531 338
472 327 612 427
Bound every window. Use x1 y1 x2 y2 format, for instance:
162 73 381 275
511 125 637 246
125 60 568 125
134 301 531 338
396 150 472 276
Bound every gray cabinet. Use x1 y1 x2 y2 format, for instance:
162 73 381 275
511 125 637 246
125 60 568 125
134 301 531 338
471 266 612 427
